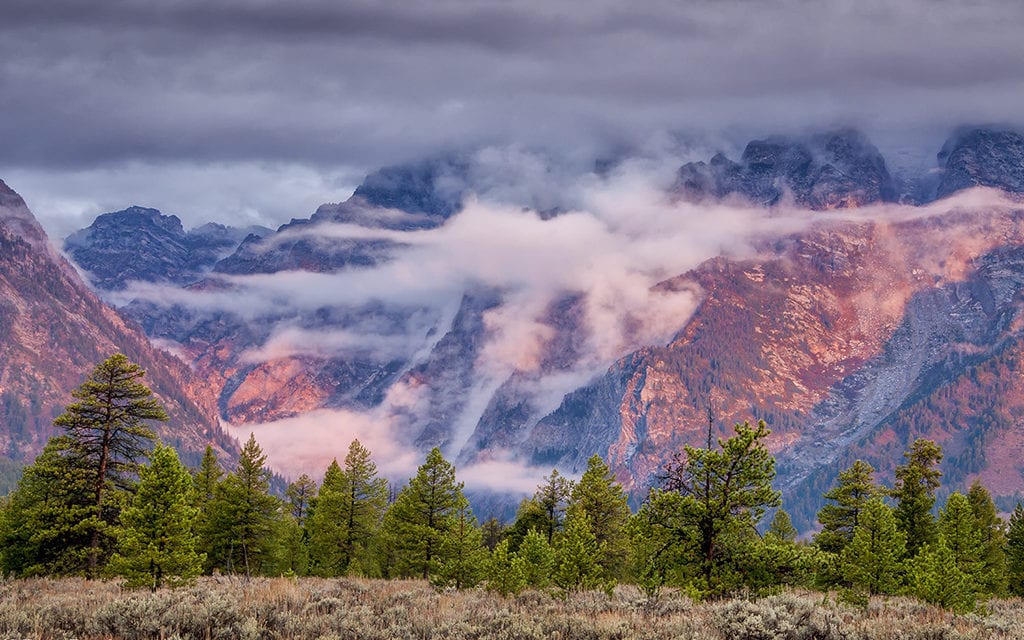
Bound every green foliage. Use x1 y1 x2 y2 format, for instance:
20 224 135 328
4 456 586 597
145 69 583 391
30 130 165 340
909 536 976 614
814 460 878 555
485 539 526 596
285 474 317 527
108 444 203 590
938 492 985 591
52 353 168 577
308 440 388 577
891 439 942 558
518 527 555 588
767 509 797 543
967 481 1007 596
657 419 781 597
205 434 282 577
432 494 487 589
553 504 605 594
841 498 905 595
382 447 464 580
628 489 690 597
569 454 630 580
1006 502 1024 596
0 436 95 576
480 516 505 551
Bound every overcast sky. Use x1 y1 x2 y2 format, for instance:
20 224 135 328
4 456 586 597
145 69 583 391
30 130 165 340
2 0 1024 237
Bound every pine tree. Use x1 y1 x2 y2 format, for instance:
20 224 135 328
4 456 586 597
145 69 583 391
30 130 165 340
108 444 204 590
308 440 388 576
535 469 573 543
518 527 555 588
938 492 984 591
481 517 505 551
570 454 631 580
768 509 797 543
432 494 487 589
659 419 781 595
53 354 168 577
909 536 976 614
1006 503 1024 596
192 445 224 573
286 474 317 527
841 498 905 596
892 439 942 557
967 481 1007 596
815 460 878 554
382 447 464 580
553 504 605 594
485 539 526 596
208 434 282 577
0 436 95 576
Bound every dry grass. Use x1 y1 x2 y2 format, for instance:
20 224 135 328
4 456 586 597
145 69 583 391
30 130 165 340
0 577 1021 640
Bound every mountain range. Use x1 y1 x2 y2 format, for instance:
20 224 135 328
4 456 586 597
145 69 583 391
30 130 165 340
5 126 1024 527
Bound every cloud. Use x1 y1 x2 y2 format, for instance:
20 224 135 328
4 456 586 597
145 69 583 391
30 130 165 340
3 1 1024 233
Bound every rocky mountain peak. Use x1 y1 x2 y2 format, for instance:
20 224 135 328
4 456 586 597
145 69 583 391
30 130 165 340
675 128 896 209
936 127 1024 199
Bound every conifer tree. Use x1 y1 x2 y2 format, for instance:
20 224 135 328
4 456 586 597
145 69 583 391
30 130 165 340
967 481 1007 596
1005 503 1024 596
207 434 282 577
518 527 555 588
192 445 225 573
308 440 388 576
659 419 781 595
892 439 942 557
432 494 488 589
841 497 905 595
108 444 203 590
382 447 463 580
286 474 317 527
553 504 605 593
53 354 168 577
536 469 573 543
0 436 95 576
815 460 878 554
481 516 505 551
485 539 526 596
569 454 631 579
909 536 975 614
938 492 985 590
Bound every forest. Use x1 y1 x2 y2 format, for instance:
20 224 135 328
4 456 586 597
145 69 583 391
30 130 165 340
2 354 1024 628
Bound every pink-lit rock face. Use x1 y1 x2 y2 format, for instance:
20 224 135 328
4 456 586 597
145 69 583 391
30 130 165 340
0 181 235 468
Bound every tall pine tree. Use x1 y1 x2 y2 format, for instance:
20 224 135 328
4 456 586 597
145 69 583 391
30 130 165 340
1005 503 1024 596
815 460 878 554
891 439 942 558
841 498 905 596
108 444 204 590
569 454 630 580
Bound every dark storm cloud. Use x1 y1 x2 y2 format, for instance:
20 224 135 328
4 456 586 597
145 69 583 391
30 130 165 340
2 0 1024 230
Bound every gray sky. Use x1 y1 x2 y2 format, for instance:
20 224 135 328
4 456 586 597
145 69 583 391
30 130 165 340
2 0 1024 236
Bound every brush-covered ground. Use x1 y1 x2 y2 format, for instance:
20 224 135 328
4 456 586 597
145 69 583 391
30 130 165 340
0 577 1021 640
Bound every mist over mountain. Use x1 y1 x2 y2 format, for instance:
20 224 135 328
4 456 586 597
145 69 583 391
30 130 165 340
39 126 1024 525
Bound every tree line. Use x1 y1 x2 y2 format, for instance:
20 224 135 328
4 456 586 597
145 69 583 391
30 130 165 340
2 354 1024 613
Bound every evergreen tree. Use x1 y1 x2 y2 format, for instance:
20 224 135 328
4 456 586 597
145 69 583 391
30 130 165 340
192 445 225 573
909 536 976 614
481 516 505 551
1005 503 1024 596
815 460 878 554
767 509 797 543
967 481 1007 596
432 494 487 589
569 454 631 579
841 498 905 595
485 539 526 596
938 492 984 591
628 489 690 598
382 447 464 580
518 527 555 588
207 434 282 577
553 504 605 594
506 498 548 552
108 444 204 590
286 474 317 527
308 440 388 576
535 469 573 543
892 439 942 557
53 354 168 577
659 419 781 596
0 436 95 576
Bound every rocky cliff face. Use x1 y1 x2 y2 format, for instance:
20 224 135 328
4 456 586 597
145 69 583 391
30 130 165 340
56 127 1024 524
64 206 270 290
674 129 897 209
0 180 237 467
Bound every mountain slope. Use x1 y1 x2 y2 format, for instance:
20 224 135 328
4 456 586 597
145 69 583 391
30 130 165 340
0 180 236 467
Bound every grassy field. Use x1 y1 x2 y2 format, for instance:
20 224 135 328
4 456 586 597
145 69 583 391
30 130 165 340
0 577 1021 640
